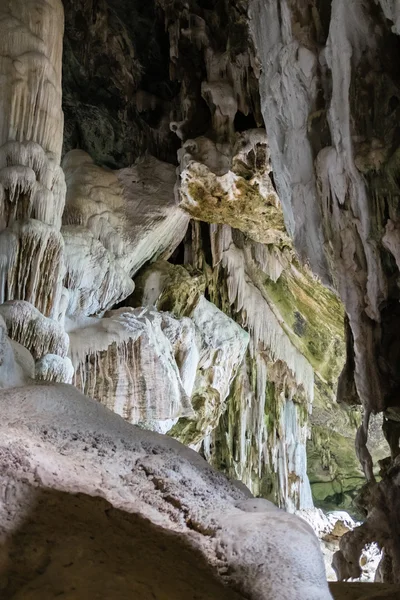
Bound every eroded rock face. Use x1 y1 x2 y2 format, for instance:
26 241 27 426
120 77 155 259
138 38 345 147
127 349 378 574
0 382 333 600
249 0 400 580
2 0 392 592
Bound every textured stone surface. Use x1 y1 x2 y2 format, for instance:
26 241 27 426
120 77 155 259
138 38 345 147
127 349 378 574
132 262 249 446
250 0 400 578
330 583 400 600
0 486 246 600
0 383 333 600
69 307 197 428
179 129 289 245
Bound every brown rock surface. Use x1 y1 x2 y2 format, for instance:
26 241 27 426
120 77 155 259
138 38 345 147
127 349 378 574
330 583 400 600
0 486 245 600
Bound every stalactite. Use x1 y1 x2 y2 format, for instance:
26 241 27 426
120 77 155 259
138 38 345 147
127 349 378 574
0 300 69 359
0 0 66 323
216 229 314 403
35 354 74 384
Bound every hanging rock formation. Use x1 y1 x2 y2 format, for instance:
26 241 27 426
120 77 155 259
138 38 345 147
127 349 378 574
62 150 189 318
0 0 66 320
249 0 400 582
2 0 400 596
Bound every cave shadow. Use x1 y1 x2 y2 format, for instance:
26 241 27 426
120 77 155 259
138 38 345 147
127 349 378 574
0 485 245 600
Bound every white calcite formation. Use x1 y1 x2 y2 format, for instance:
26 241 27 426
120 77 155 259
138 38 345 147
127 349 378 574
68 307 197 428
61 150 189 317
377 0 400 33
0 0 66 320
0 0 64 159
35 354 74 384
68 296 249 437
0 219 64 318
250 0 386 429
62 225 134 317
204 353 314 511
191 295 250 437
134 262 250 446
0 301 68 360
0 300 73 385
0 382 334 600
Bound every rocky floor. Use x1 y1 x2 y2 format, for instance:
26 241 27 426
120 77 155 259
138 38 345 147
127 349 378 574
0 487 245 600
0 383 334 600
330 583 400 599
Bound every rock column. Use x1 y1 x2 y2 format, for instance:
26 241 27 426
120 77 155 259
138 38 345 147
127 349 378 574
0 0 66 319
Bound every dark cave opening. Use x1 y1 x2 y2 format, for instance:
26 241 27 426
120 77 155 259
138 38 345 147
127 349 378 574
234 110 258 133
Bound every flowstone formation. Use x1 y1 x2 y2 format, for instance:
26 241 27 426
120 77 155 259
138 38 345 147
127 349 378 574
2 0 400 595
55 0 350 515
250 0 400 583
0 1 336 597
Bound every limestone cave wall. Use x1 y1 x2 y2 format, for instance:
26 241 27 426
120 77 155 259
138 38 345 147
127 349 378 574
1 0 400 594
